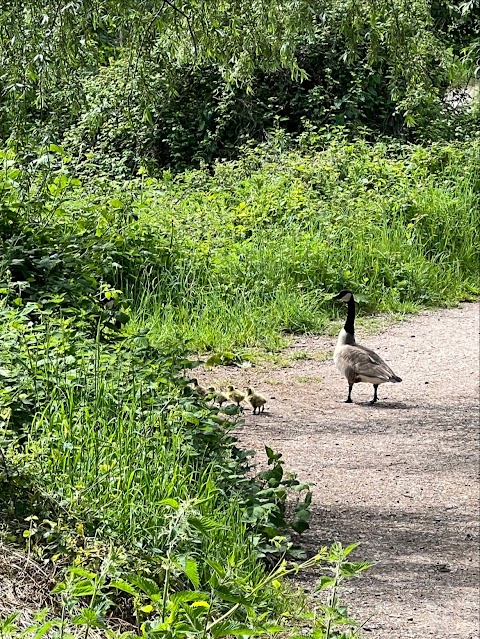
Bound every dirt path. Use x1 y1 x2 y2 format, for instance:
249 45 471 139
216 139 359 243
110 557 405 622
198 303 479 639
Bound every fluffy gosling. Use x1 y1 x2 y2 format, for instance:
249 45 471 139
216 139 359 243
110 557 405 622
207 386 229 407
245 387 266 414
227 385 245 407
190 378 207 397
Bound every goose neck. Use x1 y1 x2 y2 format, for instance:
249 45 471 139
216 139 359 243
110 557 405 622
344 297 355 336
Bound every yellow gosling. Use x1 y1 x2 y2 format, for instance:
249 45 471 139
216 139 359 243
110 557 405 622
227 385 246 406
190 378 207 397
245 387 266 414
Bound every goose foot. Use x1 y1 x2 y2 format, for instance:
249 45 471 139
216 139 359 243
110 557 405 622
345 384 353 403
370 384 379 405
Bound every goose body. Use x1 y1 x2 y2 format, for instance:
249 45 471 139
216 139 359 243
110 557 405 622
227 385 245 406
332 291 402 404
245 387 266 414
207 386 229 406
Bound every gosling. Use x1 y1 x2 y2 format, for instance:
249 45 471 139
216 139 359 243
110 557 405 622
245 387 266 414
227 385 245 407
190 378 207 397
207 386 229 407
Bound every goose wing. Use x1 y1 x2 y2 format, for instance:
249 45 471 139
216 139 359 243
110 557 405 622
337 344 400 383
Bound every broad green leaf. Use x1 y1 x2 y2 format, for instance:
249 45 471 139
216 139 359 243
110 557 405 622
317 575 336 590
111 580 138 596
158 498 180 509
184 558 200 589
170 591 210 605
69 567 96 579
127 574 160 597
71 580 96 597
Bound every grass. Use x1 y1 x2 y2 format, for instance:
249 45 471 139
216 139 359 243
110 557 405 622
119 138 480 355
0 135 478 637
0 323 319 633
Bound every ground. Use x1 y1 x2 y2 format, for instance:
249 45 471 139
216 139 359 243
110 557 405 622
2 304 479 638
197 302 479 639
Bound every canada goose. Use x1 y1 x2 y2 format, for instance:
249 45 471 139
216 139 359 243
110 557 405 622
190 378 207 397
332 290 402 404
227 385 245 407
245 387 266 414
207 386 229 407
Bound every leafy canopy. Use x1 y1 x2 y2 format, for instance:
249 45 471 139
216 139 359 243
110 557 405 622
1 0 475 120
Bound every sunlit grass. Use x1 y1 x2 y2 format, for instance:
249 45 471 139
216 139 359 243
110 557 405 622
123 140 479 354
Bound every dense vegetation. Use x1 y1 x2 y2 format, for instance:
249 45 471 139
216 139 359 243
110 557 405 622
0 143 374 638
0 0 479 637
1 0 479 173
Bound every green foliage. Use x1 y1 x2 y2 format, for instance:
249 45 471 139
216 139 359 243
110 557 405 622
0 143 339 635
0 544 370 639
57 56 400 177
2 137 478 365
0 131 477 636
122 135 478 353
245 447 313 551
1 0 478 169
1 3 475 632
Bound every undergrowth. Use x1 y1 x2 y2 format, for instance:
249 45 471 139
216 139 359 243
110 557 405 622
0 133 478 637
114 137 479 352
2 136 478 357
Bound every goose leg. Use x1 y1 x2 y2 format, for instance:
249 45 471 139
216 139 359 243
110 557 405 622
370 384 379 405
345 384 353 403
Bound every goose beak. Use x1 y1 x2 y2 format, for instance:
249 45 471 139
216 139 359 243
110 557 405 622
331 293 343 301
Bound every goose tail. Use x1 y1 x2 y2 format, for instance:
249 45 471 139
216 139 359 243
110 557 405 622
391 375 402 383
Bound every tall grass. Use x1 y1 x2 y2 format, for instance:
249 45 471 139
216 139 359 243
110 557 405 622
18 342 268 583
120 139 479 352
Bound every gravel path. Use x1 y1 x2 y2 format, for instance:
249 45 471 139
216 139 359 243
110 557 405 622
198 303 479 639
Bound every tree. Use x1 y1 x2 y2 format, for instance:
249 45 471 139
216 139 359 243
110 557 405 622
0 0 477 149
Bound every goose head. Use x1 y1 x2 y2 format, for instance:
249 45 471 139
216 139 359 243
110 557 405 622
332 290 354 303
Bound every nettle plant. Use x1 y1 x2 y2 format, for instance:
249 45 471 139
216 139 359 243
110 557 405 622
0 543 371 639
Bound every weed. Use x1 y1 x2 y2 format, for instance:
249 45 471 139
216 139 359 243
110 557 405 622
294 376 322 384
0 543 371 639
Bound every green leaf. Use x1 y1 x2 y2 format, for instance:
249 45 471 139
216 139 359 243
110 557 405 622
343 542 360 557
170 591 210 605
215 586 251 606
109 198 124 209
72 609 105 628
69 567 96 579
127 574 160 597
51 582 67 594
340 561 372 577
71 580 96 597
205 558 226 579
110 579 138 596
32 620 58 639
158 498 180 509
317 575 336 590
177 556 200 589
188 516 221 535
291 516 310 534
0 614 20 633
49 144 65 155
139 604 154 613
213 623 273 637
